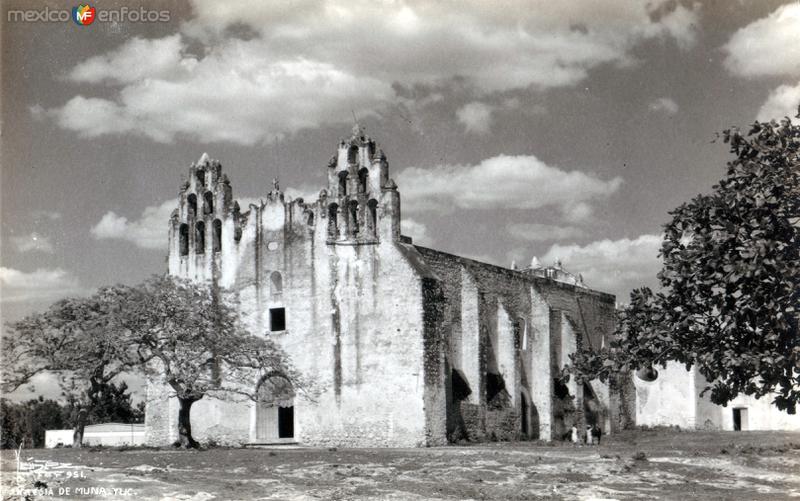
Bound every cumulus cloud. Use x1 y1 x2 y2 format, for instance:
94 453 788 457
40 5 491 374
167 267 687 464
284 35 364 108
457 102 495 134
11 232 54 254
539 234 662 299
648 97 679 115
53 40 392 144
68 35 186 84
91 199 177 249
48 0 699 143
507 223 583 242
401 218 433 246
756 81 800 122
0 267 86 303
722 4 800 79
396 155 622 219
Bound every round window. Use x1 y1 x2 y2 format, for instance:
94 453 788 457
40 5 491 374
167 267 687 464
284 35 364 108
267 241 279 251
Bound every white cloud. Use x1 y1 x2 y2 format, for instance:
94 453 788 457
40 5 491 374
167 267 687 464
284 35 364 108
0 267 86 304
91 199 177 249
68 35 186 84
507 223 583 242
457 102 495 134
648 97 679 115
401 218 433 246
756 81 800 121
723 4 800 79
539 234 662 299
53 38 392 144
396 155 622 218
48 0 699 143
11 232 54 254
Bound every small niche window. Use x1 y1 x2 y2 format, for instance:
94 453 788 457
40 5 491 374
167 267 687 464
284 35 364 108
179 224 189 256
196 169 206 187
270 307 286 332
203 191 214 215
213 219 222 252
187 194 197 218
349 200 359 236
338 171 348 197
358 168 368 193
270 271 283 295
307 211 315 227
347 145 358 164
367 199 378 236
195 221 205 254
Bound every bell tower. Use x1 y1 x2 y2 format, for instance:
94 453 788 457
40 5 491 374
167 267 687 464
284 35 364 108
324 125 400 244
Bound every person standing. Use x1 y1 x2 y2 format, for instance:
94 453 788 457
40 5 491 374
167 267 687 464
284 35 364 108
591 424 603 445
570 425 579 445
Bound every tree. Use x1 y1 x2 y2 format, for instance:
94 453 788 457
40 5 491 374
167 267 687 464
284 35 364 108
2 287 140 447
64 381 144 425
0 397 68 449
119 276 311 448
569 111 800 413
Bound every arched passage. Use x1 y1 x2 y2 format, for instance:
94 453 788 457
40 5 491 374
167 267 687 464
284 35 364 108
254 374 295 441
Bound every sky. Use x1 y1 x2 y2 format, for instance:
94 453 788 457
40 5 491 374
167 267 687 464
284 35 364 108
2 0 799 333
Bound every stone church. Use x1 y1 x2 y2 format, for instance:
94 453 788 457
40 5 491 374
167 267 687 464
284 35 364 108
144 127 624 447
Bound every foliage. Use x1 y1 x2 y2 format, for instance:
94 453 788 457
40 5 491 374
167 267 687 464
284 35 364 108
64 381 145 425
2 287 141 446
116 275 312 448
0 397 68 449
569 110 800 412
0 383 143 449
3 275 309 448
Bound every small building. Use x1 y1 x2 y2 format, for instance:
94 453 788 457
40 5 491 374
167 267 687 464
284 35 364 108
45 423 146 448
633 362 800 431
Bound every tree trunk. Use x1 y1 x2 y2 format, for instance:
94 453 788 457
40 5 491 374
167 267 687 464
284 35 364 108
73 408 88 448
177 397 200 449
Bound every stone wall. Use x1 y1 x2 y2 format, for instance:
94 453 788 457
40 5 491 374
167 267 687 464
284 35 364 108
414 247 618 442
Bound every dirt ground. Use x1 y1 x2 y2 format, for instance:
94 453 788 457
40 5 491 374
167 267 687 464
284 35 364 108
2 430 799 500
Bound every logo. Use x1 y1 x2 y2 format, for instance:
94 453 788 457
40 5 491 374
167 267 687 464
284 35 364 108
72 4 95 25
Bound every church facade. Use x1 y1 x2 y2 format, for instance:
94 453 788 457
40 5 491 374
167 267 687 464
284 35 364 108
144 127 625 447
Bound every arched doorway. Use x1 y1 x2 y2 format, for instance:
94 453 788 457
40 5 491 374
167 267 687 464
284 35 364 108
255 374 295 441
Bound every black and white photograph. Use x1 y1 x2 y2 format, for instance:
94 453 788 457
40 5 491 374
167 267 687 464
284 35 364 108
1 0 799 499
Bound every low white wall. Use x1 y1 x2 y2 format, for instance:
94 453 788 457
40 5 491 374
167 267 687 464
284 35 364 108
45 427 146 448
44 430 74 448
634 362 800 431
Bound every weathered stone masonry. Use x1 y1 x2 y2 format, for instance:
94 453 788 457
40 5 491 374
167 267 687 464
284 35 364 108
144 126 622 447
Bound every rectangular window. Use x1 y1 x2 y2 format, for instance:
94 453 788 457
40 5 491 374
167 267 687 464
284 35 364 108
270 307 286 332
